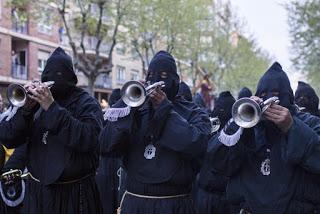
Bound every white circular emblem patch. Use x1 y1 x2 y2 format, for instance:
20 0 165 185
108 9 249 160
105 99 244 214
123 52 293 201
144 144 156 160
260 158 271 176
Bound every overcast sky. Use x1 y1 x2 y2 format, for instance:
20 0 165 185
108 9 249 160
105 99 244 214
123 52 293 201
229 0 303 90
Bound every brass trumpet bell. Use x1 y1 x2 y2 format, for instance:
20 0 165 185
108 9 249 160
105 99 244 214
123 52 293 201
121 80 165 107
232 97 279 128
232 98 261 128
121 81 147 107
7 84 27 107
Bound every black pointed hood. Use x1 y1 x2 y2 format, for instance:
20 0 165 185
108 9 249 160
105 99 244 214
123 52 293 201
41 47 77 85
255 62 294 109
178 82 192 102
211 91 235 129
295 81 319 115
41 47 78 100
238 87 252 99
108 88 121 107
146 51 179 100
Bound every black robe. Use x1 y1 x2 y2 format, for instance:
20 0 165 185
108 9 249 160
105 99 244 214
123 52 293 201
208 111 320 214
0 88 103 214
195 142 241 214
95 153 120 214
100 98 211 214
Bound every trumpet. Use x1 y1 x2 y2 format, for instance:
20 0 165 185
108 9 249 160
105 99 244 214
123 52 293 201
7 81 54 107
0 169 28 205
232 96 279 128
121 81 165 107
210 117 221 133
1 169 28 182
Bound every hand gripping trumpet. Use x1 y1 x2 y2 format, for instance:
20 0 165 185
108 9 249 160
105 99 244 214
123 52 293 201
232 96 280 128
121 81 165 107
7 81 55 107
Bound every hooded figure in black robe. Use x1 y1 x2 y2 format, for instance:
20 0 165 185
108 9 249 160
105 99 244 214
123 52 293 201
96 88 122 214
294 81 319 116
195 91 240 214
238 87 252 99
100 51 211 214
0 47 103 214
207 62 320 214
178 82 193 102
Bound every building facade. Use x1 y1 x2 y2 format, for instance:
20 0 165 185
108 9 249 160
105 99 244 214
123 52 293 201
0 0 143 107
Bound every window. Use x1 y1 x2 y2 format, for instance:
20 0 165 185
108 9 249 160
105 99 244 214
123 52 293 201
131 49 140 61
116 65 126 83
116 44 126 55
38 50 50 73
130 69 139 81
90 3 99 16
38 9 53 35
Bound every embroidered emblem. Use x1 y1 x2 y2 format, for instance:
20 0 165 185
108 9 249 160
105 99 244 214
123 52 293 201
144 144 156 160
42 131 49 144
260 158 271 176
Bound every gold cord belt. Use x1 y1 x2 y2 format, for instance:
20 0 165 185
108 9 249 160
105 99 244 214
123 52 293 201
28 172 92 185
117 190 190 214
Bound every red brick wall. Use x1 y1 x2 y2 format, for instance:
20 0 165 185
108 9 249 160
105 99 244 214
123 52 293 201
28 41 38 80
28 43 55 81
0 0 12 29
0 33 11 77
28 11 60 44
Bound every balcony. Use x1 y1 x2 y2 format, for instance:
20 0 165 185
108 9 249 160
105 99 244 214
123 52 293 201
95 74 112 89
12 63 27 80
11 9 28 34
12 20 28 34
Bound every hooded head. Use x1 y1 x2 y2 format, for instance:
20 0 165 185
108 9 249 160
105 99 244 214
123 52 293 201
211 91 235 129
41 47 78 100
146 51 179 100
255 62 294 110
294 81 319 115
108 88 121 107
178 82 192 102
238 87 252 99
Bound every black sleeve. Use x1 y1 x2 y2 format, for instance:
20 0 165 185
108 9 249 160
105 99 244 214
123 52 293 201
155 99 211 159
41 97 103 153
0 110 31 149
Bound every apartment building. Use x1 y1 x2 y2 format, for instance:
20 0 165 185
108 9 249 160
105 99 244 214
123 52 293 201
0 0 143 106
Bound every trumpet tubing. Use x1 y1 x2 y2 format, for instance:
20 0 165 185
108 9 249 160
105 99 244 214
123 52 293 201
6 81 55 107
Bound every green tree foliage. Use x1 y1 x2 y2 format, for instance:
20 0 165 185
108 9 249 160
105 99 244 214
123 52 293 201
287 0 320 93
8 0 271 94
122 0 270 93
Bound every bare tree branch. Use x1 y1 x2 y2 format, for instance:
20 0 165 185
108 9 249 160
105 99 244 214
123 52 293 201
133 39 147 75
94 1 105 66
